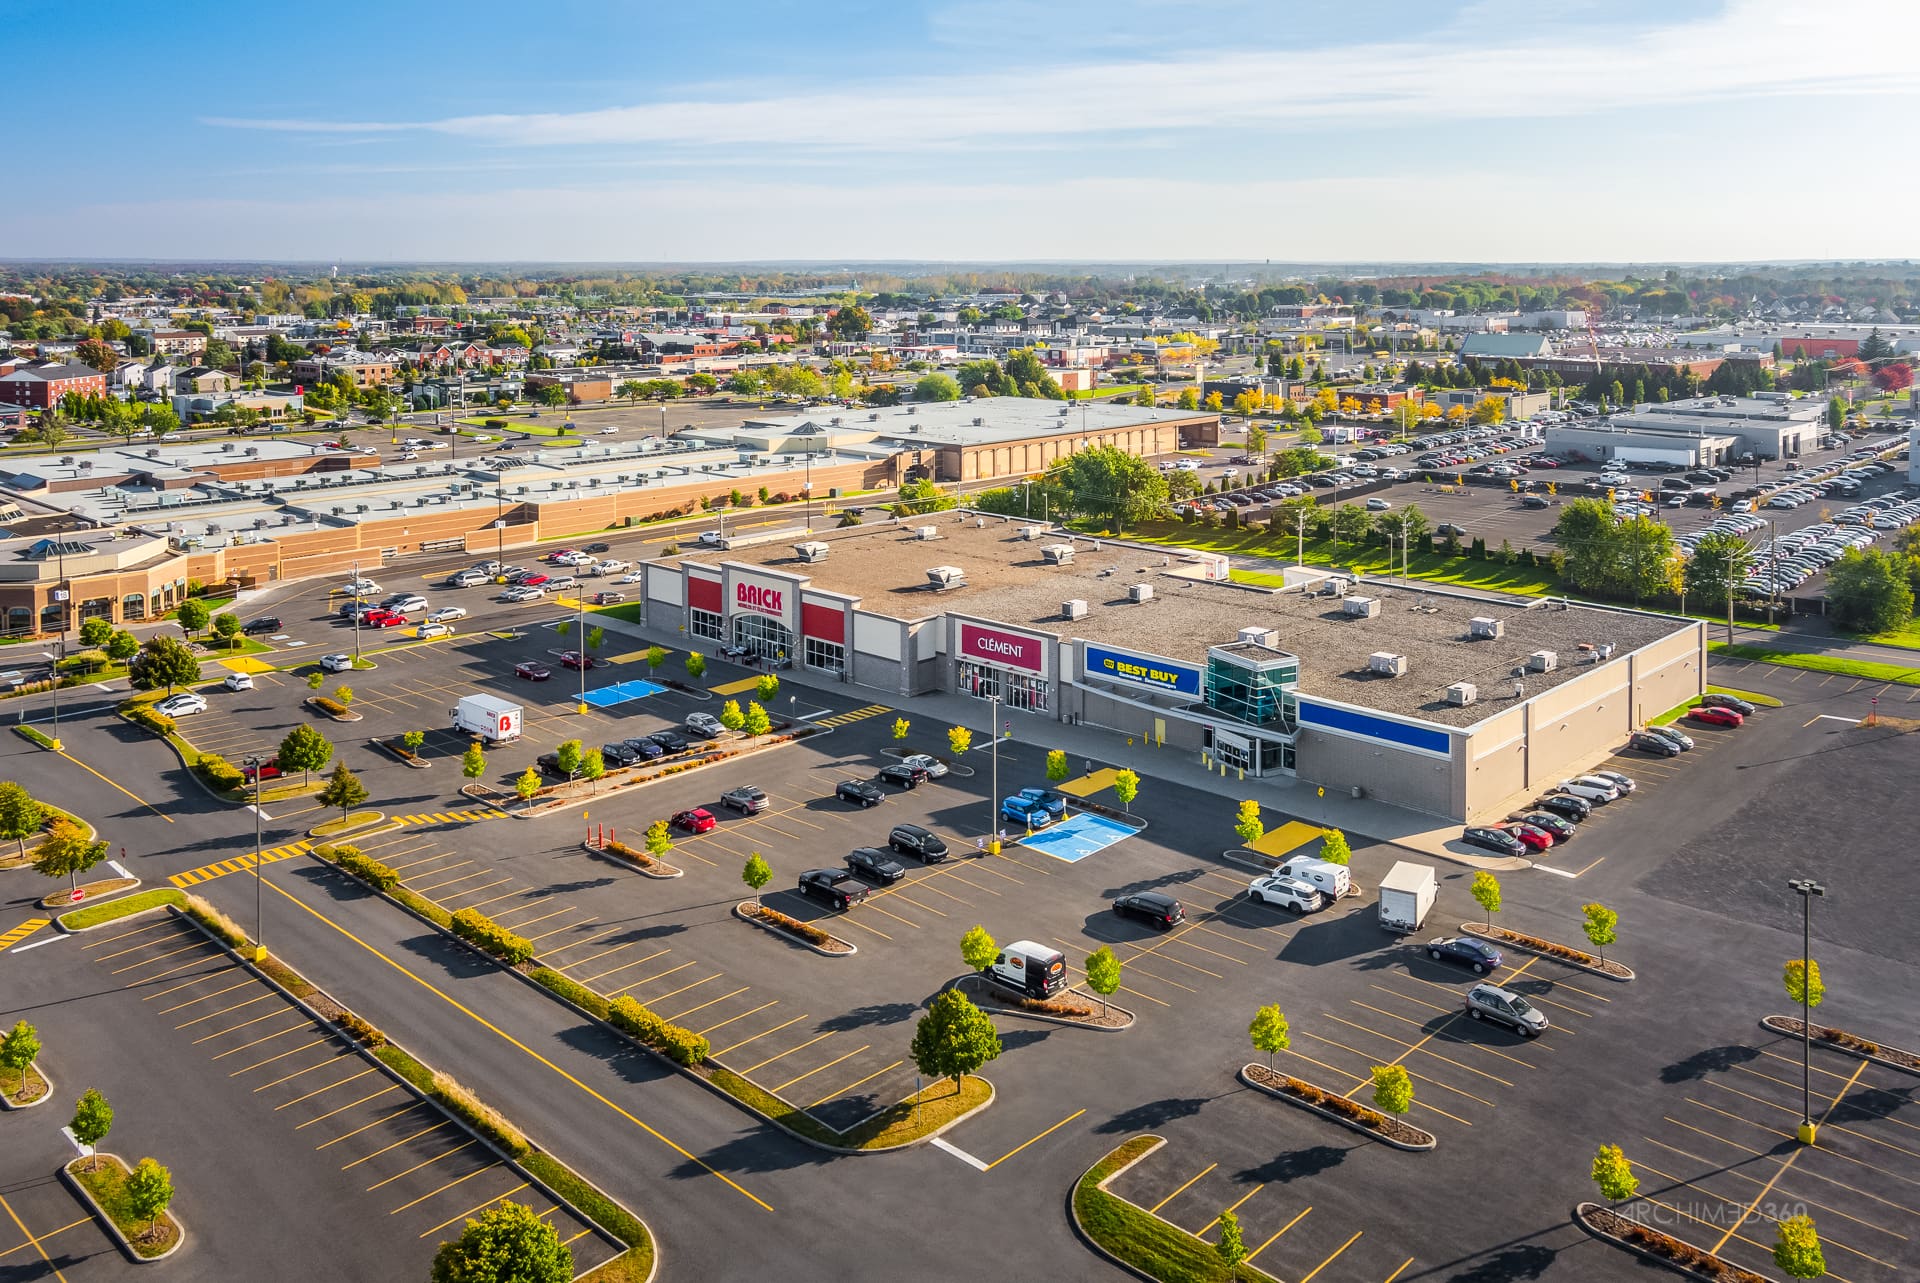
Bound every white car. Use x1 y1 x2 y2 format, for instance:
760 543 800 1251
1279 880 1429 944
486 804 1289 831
502 586 546 602
386 595 429 614
614 572 646 585
340 579 381 595
1365 497 1392 511
1556 777 1621 804
222 672 254 692
426 606 467 623
900 753 948 778
593 559 630 576
1247 874 1326 914
320 652 355 673
155 692 208 717
414 622 455 640
600 427 619 435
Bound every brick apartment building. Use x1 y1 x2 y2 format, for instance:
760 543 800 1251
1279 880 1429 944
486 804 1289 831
0 360 108 408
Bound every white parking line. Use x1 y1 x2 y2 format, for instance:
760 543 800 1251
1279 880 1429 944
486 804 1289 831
1533 864 1576 879
930 1137 990 1172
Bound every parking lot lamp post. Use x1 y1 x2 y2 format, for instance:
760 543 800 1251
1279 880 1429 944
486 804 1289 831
1788 877 1825 1145
50 542 68 734
987 693 1002 855
244 754 266 963
350 559 363 663
576 589 588 715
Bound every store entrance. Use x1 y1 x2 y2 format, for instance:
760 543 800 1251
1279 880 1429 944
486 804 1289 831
731 614 795 666
1207 727 1293 777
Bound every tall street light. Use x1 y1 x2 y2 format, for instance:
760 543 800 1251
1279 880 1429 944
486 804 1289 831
575 586 590 716
49 542 68 736
244 754 268 963
349 558 364 664
986 693 1003 855
1788 877 1825 1145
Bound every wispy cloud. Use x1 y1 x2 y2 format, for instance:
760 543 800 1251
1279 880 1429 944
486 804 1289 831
203 2 1920 152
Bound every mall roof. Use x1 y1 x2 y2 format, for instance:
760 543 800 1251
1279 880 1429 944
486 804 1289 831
684 396 1207 453
681 515 1691 726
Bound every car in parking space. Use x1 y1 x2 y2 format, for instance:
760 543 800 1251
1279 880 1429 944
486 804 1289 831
533 750 570 778
590 591 626 605
887 824 949 863
878 763 926 789
339 578 380 595
1465 982 1549 1037
514 661 552 681
445 570 490 588
1016 787 1069 818
222 671 254 692
615 572 646 585
1501 822 1555 851
414 622 456 640
1629 730 1681 757
679 712 722 739
1642 724 1693 751
1426 936 1503 974
1700 692 1756 716
386 595 429 614
362 609 407 628
1001 795 1054 827
648 729 692 754
836 779 885 808
502 585 547 602
320 652 355 673
426 606 467 624
1112 890 1186 929
620 736 666 761
899 753 948 778
1535 792 1595 821
600 742 641 767
155 691 209 717
559 651 604 670
545 576 578 592
1365 497 1392 511
1556 777 1621 804
1588 769 1636 794
1246 873 1326 914
241 616 282 634
585 542 612 554
1688 704 1744 727
1435 523 1468 537
512 571 551 587
799 867 870 910
720 785 769 814
1515 811 1576 842
671 808 717 834
1461 826 1526 856
239 758 283 784
845 846 907 884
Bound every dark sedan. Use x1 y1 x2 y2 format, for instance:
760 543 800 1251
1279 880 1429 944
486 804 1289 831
242 616 283 635
600 742 641 767
1112 891 1186 929
720 786 769 814
877 763 925 789
1515 811 1576 842
649 729 692 754
1700 692 1756 716
559 651 605 670
620 736 666 761
845 847 907 884
514 661 552 681
1462 826 1526 856
1644 724 1693 751
836 779 885 808
1426 936 1504 974
1533 794 1593 822
585 542 612 553
1629 731 1681 757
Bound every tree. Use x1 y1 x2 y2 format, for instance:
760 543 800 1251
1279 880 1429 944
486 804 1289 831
892 717 910 742
1318 828 1351 866
1233 799 1264 845
278 724 334 786
210 613 242 650
1114 769 1139 813
827 304 873 340
1 1019 41 1093
960 924 997 973
742 852 772 905
317 761 368 819
684 652 706 682
743 701 772 736
893 477 957 515
1046 750 1069 783
718 699 745 732
71 1088 112 1169
33 820 106 896
645 819 673 862
1469 395 1506 426
1370 1063 1414 1115
1581 903 1619 964
124 1157 174 1239
515 767 540 807
1591 1144 1639 1202
0 782 46 860
1824 548 1913 634
129 635 201 693
645 646 666 675
1176 389 1199 410
106 629 139 665
555 739 584 779
755 673 780 703
402 730 425 756
587 625 605 654
1860 327 1894 362
175 598 210 638
1471 872 1502 930
1246 423 1268 456
1784 958 1824 1010
1215 1208 1248 1267
1048 444 1169 533
533 382 568 407
948 726 973 756
1083 946 1121 1015
1249 1004 1290 1071
909 990 1001 1089
580 747 605 792
618 379 646 406
1684 530 1755 608
431 1200 572 1283
334 685 355 709
1772 1214 1826 1279
462 742 486 780
79 616 113 649
1827 397 1846 433
74 338 118 374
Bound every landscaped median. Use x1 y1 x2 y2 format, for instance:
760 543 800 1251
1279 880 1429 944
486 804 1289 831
58 888 186 932
63 1153 184 1261
585 838 682 879
309 811 389 840
734 900 854 955
38 876 139 910
1239 1064 1436 1151
1761 1015 1920 1075
12 723 59 751
1573 1201 1769 1283
1710 640 1920 685
1072 1136 1278 1283
951 973 1133 1031
1459 923 1635 981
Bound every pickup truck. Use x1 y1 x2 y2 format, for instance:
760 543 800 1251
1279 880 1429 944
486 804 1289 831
798 868 869 910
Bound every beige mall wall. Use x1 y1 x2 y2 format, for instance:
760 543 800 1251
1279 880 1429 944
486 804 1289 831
1295 728 1458 818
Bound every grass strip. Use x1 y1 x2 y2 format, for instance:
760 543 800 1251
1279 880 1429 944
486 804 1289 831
13 724 58 749
1707 684 1784 707
1074 1137 1276 1283
311 810 384 838
373 1046 528 1157
1710 641 1920 685
58 888 184 930
521 1152 654 1283
68 1155 181 1259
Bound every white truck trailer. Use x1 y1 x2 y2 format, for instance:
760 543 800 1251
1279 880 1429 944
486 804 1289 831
1378 861 1437 933
453 693 524 744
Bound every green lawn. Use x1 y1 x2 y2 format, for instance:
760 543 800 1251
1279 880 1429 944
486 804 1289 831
1124 521 1563 597
1074 1138 1276 1283
1862 618 1920 651
59 888 185 930
1710 642 1920 686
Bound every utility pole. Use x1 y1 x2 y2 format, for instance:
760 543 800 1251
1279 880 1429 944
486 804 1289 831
50 543 68 734
350 558 363 663
987 693 1002 855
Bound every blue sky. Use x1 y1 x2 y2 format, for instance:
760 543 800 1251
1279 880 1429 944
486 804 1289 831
6 0 1918 263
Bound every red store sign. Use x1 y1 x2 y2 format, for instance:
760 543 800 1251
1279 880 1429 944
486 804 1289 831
959 622 1044 673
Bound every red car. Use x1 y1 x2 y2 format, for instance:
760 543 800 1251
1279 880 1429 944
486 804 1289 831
514 661 552 681
520 573 551 588
1501 822 1555 852
559 651 605 670
671 808 716 834
364 610 407 628
1688 705 1744 727
241 759 283 783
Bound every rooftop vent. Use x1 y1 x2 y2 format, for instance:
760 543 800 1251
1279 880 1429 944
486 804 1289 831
916 526 938 540
794 541 829 563
1528 649 1558 673
1041 543 1075 564
1446 682 1477 707
1468 616 1503 640
1343 595 1380 619
1237 625 1278 647
925 565 966 590
1368 651 1407 677
221 442 235 452
1318 578 1349 598
1127 583 1153 603
244 447 258 457
1062 598 1088 620
1019 525 1048 540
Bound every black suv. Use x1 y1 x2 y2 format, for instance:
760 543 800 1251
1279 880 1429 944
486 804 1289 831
242 616 282 634
600 742 641 767
620 736 665 761
836 779 884 808
536 752 570 779
845 847 906 884
887 824 949 863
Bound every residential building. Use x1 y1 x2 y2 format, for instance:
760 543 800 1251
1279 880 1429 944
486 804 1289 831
0 360 108 408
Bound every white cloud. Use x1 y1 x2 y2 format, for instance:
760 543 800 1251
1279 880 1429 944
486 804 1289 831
203 1 1920 152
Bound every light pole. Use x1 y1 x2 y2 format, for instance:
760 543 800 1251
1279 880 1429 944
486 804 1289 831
986 692 1002 855
349 558 363 664
576 587 589 715
1788 877 1825 1145
244 754 267 963
49 542 68 735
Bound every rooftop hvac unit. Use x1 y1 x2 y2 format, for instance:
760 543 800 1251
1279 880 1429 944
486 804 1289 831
1446 682 1477 706
1062 599 1088 620
1020 525 1047 540
221 442 235 452
916 526 938 540
1237 626 1278 647
1468 616 1503 640
868 412 879 421
1528 649 1558 673
794 541 829 563
244 447 258 457
1343 595 1380 618
1368 651 1407 677
60 455 74 465
925 565 966 590
1127 583 1153 603
1318 578 1349 598
355 504 368 513
1041 543 1075 564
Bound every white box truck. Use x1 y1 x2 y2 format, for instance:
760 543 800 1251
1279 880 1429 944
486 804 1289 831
1378 861 1437 933
453 693 523 744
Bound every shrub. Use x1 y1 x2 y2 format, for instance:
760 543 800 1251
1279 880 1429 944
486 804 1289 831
339 849 397 891
429 1070 529 1158
449 908 533 963
310 696 350 716
254 954 315 998
336 1012 386 1047
603 839 657 869
608 995 709 1067
126 705 176 736
529 967 611 1021
193 753 246 792
184 893 247 948
754 905 832 946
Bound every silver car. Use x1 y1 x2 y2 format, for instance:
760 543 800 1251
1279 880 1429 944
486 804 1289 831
900 753 948 778
1466 982 1548 1037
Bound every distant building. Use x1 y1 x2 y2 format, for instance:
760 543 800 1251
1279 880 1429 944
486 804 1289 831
0 360 108 408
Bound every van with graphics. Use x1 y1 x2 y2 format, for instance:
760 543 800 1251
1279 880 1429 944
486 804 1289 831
990 941 1067 999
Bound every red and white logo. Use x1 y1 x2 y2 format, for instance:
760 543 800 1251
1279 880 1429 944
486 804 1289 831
960 623 1043 672
736 583 783 613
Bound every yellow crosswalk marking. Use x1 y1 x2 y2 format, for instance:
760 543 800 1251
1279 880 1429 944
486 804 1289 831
818 704 890 727
0 918 51 949
169 841 312 889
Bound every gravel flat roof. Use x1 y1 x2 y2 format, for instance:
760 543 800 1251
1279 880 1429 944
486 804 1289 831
679 516 1693 725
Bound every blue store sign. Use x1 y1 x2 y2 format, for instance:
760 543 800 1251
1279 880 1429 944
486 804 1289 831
1084 644 1203 697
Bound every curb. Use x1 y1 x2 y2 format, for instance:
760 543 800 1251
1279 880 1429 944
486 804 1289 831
734 902 856 956
1238 1064 1436 1151
581 842 683 879
508 731 807 820
950 974 1134 1032
1760 1015 1920 1077
0 1062 52 1111
1572 1201 1773 1283
37 877 140 911
57 893 183 934
371 738 432 769
1459 923 1635 981
62 1154 186 1263
1067 1136 1173 1283
307 813 389 841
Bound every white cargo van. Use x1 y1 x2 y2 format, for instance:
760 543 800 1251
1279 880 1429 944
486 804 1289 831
989 941 1067 999
452 693 523 744
1271 856 1351 901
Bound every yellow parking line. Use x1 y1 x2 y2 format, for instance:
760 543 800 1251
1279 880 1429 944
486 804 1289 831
1299 1230 1364 1282
1149 1162 1216 1214
209 1020 311 1059
274 1067 379 1110
367 1139 477 1190
986 1108 1086 1169
1245 1205 1311 1262
251 1053 355 1092
714 1015 810 1061
342 1121 453 1168
144 971 239 1001
111 940 214 974
1711 1060 1869 1254
0 1214 92 1263
0 1190 73 1283
292 1084 405 1130
57 748 171 822
191 1009 292 1044
598 956 688 991
228 1039 330 1077
98 931 197 961
643 974 722 1007
808 1059 905 1109
740 1031 836 1076
1193 1182 1264 1237
525 916 596 943
1383 1258 1417 1283
418 1182 532 1238
314 1100 423 1147
85 918 175 948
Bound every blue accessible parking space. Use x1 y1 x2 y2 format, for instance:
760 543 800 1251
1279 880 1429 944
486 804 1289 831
1018 812 1135 863
581 678 667 708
